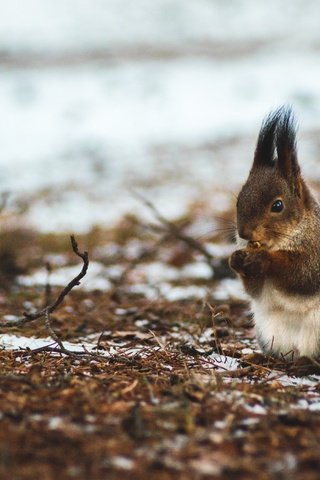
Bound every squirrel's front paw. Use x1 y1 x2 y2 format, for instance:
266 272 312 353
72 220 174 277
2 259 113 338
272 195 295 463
229 249 248 274
229 249 270 277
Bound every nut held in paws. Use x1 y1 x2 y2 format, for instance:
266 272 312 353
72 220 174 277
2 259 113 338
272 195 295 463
247 241 261 250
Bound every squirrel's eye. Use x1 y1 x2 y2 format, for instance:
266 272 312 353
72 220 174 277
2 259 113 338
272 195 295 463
271 199 284 213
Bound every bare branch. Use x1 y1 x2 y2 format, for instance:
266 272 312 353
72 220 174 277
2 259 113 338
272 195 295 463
44 307 64 349
47 235 89 314
133 190 215 268
43 306 84 357
0 235 89 328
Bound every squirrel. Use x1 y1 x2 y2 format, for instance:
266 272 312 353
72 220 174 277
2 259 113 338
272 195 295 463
229 106 320 358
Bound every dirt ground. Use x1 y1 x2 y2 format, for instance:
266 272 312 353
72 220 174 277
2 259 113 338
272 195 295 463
0 205 319 480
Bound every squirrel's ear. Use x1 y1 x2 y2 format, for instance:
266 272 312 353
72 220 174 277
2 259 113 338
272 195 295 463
252 107 301 189
252 109 282 170
275 106 300 181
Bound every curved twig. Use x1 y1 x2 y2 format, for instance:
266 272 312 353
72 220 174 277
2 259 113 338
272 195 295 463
0 235 89 328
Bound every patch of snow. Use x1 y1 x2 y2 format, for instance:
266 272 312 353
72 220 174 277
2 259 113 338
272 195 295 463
269 454 297 474
242 347 254 354
296 399 309 409
198 328 214 344
134 319 149 327
181 262 212 280
44 254 68 267
291 396 320 412
0 334 103 353
207 352 240 371
205 243 235 258
309 401 320 412
109 456 135 471
48 417 64 430
114 308 130 316
213 420 227 430
136 262 180 283
245 404 267 415
128 280 209 302
2 315 20 323
160 284 208 301
127 284 159 300
189 458 221 476
240 418 260 426
214 278 248 301
135 260 212 285
19 262 113 291
278 375 320 388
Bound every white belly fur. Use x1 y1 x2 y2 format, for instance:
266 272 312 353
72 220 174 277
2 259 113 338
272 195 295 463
252 282 320 357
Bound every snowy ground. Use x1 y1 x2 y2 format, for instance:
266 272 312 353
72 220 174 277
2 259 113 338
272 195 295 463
1 0 320 231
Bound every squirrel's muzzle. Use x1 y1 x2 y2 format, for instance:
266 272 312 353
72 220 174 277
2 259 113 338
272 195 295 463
238 226 254 241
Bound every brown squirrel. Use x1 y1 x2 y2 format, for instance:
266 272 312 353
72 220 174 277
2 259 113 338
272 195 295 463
229 106 320 358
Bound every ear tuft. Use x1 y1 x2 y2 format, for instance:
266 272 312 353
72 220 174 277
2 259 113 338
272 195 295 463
275 106 299 177
253 107 284 168
253 106 299 180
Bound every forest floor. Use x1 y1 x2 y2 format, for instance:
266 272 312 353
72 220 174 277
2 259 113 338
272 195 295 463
0 202 319 480
2 3 320 478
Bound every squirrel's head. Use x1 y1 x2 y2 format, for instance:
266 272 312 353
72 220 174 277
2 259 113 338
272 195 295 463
237 106 312 249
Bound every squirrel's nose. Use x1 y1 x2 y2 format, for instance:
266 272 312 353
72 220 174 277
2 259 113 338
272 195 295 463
238 226 253 241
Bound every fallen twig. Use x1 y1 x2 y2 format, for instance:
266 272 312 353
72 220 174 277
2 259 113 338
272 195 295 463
0 235 89 328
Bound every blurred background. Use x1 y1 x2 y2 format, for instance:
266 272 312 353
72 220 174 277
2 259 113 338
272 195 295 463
1 0 320 233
